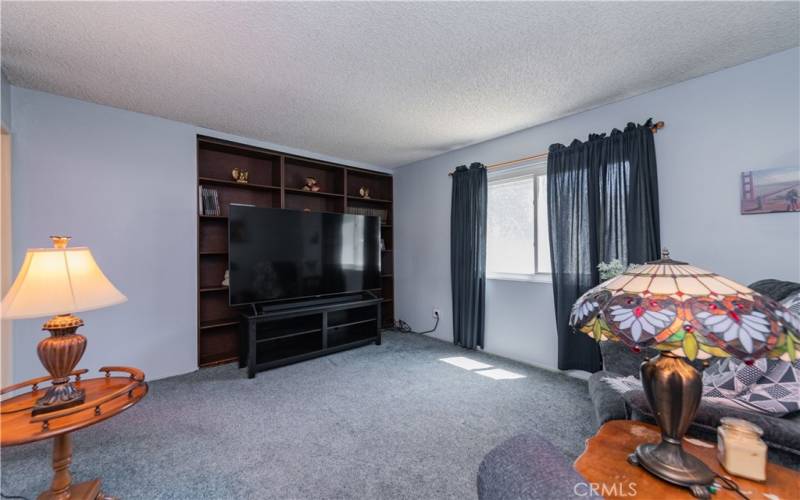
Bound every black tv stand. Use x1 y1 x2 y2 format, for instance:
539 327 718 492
239 292 382 378
252 293 366 315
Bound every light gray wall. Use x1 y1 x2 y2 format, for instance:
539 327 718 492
8 85 389 383
1 71 11 131
394 48 800 372
1 70 11 387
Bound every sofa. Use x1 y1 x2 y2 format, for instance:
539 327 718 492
588 279 800 468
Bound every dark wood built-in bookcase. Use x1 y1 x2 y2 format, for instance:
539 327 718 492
197 136 395 367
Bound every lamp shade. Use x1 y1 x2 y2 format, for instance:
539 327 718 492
570 251 799 363
1 246 127 320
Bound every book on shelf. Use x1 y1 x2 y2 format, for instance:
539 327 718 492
199 185 221 216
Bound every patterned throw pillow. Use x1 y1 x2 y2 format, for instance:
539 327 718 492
702 358 800 416
781 290 800 318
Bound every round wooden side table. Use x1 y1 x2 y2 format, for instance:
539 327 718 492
575 420 799 499
1 367 148 500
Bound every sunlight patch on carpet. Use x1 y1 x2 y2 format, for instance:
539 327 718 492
475 368 526 380
439 357 493 371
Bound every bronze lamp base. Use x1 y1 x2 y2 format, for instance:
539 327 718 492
629 440 715 498
33 314 87 416
631 352 715 498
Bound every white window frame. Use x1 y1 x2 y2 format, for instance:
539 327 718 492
486 160 552 283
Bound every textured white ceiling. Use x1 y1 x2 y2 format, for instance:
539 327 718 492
2 2 798 168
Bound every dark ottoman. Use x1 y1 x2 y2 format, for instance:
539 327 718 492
477 433 589 500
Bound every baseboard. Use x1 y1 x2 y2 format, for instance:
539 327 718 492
395 329 591 380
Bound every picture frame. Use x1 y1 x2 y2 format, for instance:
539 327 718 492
740 166 800 214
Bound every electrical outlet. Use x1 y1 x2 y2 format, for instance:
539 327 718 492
433 308 441 319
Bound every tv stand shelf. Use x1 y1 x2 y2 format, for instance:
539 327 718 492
239 293 382 378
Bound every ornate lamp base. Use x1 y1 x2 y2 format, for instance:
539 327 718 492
632 352 716 498
33 314 87 416
32 383 85 416
629 441 715 498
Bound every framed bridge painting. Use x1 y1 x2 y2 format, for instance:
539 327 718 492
740 166 800 214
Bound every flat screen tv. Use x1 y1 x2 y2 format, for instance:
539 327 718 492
229 206 381 305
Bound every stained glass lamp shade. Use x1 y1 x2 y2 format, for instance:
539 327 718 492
571 252 798 363
569 250 799 494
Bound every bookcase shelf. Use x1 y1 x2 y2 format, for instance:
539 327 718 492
284 187 345 199
347 196 393 204
197 135 394 368
199 177 280 191
199 318 239 330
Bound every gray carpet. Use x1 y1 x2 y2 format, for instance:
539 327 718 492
1 332 594 499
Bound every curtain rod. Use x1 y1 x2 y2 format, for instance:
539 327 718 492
448 121 664 176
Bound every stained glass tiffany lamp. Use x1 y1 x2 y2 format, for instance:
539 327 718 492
570 250 799 496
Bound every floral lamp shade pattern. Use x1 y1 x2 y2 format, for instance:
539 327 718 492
570 251 799 363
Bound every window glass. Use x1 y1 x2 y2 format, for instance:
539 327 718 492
487 176 535 275
486 164 551 279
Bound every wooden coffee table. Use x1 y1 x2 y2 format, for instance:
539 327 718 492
575 420 799 499
1 367 148 500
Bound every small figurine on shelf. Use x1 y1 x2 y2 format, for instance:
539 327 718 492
231 168 249 184
222 270 229 287
359 186 370 199
303 176 321 192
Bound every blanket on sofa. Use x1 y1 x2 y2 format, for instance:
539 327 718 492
601 358 800 417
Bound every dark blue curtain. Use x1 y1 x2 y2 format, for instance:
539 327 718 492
547 121 661 372
450 163 487 349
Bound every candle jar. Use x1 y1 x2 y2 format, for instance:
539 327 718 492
717 417 767 481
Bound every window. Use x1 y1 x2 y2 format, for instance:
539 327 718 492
487 162 551 281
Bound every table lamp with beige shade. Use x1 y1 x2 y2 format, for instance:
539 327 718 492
570 250 799 497
0 236 126 415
